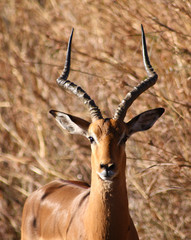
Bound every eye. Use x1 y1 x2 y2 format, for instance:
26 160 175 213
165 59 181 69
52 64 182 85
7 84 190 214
88 136 95 144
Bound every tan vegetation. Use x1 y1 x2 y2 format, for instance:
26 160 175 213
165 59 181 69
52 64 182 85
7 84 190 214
0 0 191 239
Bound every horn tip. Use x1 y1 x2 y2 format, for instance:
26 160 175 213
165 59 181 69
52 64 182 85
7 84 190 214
141 24 145 36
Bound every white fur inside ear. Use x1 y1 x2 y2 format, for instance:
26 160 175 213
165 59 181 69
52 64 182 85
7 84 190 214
52 111 88 136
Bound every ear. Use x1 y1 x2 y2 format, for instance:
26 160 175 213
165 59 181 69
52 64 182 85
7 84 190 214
126 108 164 136
49 110 90 137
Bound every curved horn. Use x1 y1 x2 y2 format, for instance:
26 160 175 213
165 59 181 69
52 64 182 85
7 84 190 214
113 25 158 121
57 28 103 122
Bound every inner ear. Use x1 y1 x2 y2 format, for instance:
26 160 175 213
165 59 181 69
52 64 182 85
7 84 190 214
126 108 164 136
49 110 90 137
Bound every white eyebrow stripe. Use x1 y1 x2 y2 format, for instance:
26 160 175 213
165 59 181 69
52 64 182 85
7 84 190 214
117 131 126 145
88 132 99 144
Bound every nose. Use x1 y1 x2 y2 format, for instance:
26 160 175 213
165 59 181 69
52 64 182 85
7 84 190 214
97 163 116 181
100 163 115 172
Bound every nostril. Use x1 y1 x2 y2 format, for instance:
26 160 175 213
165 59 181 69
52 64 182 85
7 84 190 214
98 163 116 180
108 163 115 171
100 163 115 171
100 164 106 169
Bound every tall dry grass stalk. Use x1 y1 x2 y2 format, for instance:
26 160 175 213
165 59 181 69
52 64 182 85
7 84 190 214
0 0 191 239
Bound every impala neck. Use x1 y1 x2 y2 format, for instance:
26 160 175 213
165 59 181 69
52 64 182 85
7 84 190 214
84 155 130 240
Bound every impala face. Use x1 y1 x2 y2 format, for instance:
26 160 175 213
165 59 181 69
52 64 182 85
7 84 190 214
88 119 127 181
51 107 164 183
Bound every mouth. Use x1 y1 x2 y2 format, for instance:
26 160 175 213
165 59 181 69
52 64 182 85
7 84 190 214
97 169 116 181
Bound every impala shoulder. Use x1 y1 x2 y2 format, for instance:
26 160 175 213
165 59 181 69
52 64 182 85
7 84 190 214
37 179 89 201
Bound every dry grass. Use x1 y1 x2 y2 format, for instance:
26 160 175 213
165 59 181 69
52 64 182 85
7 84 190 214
0 0 191 239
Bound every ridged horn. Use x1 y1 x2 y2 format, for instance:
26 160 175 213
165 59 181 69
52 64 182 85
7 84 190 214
56 28 103 122
113 25 158 121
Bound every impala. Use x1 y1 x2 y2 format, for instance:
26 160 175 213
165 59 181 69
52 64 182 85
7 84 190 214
21 25 164 240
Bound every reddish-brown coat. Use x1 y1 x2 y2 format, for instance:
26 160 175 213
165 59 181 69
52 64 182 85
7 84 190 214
21 119 139 240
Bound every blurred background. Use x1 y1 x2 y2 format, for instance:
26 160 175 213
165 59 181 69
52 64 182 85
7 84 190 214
0 0 191 239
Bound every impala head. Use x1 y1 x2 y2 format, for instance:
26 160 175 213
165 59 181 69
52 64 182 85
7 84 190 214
50 26 164 182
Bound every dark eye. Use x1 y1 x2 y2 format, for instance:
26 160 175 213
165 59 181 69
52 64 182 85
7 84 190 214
88 136 95 144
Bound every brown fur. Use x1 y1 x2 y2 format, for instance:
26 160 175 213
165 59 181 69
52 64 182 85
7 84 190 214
22 110 164 239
